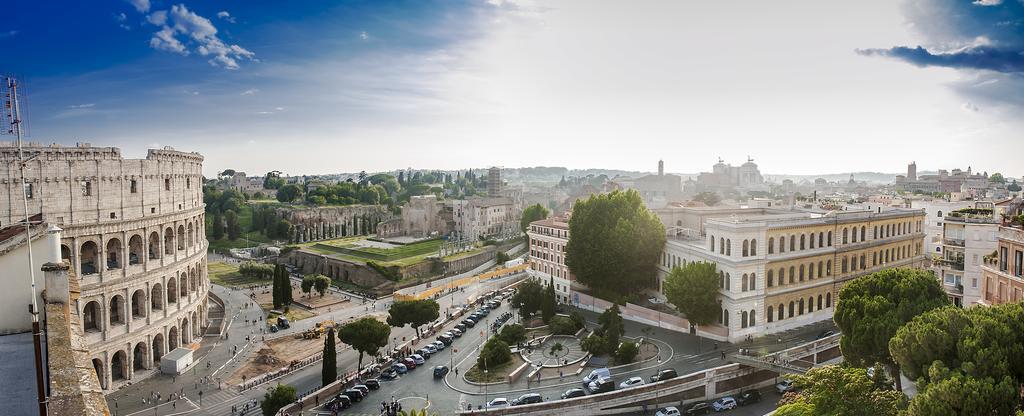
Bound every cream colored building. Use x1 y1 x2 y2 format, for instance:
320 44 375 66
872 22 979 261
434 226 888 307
526 216 573 303
0 142 209 390
657 206 926 342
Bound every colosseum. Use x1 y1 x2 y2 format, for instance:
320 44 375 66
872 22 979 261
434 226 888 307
0 142 208 390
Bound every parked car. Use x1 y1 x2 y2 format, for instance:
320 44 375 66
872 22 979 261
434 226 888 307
423 344 438 354
432 340 445 351
619 377 645 389
462 319 476 328
655 407 681 416
587 377 615 394
352 384 370 396
393 363 408 374
583 368 611 385
712 397 737 412
380 367 399 380
561 388 586 399
438 335 453 346
651 368 678 383
451 328 463 337
268 324 279 333
410 354 425 365
485 398 510 409
416 348 432 358
455 323 467 332
683 401 711 415
736 389 761 405
444 331 455 339
363 379 380 390
327 394 351 410
776 379 795 394
433 365 449 378
511 393 543 406
341 389 364 402
402 357 417 370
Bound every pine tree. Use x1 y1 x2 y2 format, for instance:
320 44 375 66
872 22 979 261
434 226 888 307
322 327 337 386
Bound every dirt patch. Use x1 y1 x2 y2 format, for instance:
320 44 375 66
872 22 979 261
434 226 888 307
249 284 351 313
226 336 327 385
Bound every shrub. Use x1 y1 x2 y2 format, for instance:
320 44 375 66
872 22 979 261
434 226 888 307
498 324 526 346
580 334 606 355
477 338 511 370
615 341 639 364
366 261 400 281
549 316 578 335
239 262 275 278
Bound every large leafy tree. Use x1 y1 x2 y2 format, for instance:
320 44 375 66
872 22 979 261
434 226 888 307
775 365 904 416
891 303 1024 414
833 268 949 392
313 274 331 297
386 300 440 337
663 262 719 342
322 327 337 386
276 184 303 203
300 275 314 297
477 338 511 370
520 203 550 233
565 189 665 300
261 384 297 416
597 304 625 352
510 279 543 321
338 317 391 373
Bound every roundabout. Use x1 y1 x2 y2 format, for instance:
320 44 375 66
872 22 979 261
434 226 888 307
519 335 588 368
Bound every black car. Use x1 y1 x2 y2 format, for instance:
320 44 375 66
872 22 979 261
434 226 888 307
438 334 454 345
364 379 381 390
463 319 476 327
327 394 351 410
511 393 543 406
455 323 468 332
561 388 586 399
587 378 615 394
684 401 711 415
342 389 364 402
650 368 678 383
433 365 450 378
736 389 761 405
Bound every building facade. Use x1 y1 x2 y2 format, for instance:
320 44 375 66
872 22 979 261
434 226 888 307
657 207 926 342
526 216 572 303
934 204 998 307
0 143 209 390
981 226 1024 305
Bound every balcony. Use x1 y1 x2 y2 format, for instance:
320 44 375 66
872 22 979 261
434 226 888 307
937 258 965 271
943 238 965 247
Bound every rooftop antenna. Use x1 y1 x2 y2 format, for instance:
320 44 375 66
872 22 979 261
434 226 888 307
3 76 46 416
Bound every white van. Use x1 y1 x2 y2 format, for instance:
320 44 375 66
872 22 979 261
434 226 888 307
582 368 611 385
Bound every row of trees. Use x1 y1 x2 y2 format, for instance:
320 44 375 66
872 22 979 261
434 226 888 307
386 299 441 337
250 205 293 240
510 278 558 323
300 274 332 298
775 268 1024 415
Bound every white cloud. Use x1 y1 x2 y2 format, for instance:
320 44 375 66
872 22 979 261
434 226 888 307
69 103 96 109
241 88 260 95
972 0 1002 5
274 107 284 111
216 11 236 23
962 102 980 112
149 26 187 54
146 10 167 26
360 31 369 40
142 4 255 69
116 13 127 22
128 0 150 13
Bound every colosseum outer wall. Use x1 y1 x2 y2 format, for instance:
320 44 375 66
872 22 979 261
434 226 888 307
0 143 210 390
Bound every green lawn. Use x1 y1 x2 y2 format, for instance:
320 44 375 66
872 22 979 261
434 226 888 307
208 262 271 288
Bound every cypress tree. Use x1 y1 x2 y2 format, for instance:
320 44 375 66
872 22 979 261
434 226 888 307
272 265 283 309
322 327 337 386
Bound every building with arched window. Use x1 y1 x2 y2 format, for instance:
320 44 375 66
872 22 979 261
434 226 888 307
0 143 208 391
653 204 926 342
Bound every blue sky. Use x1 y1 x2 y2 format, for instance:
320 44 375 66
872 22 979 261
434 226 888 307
3 0 1022 178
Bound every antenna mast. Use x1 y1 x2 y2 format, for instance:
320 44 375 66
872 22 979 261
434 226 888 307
3 76 47 416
